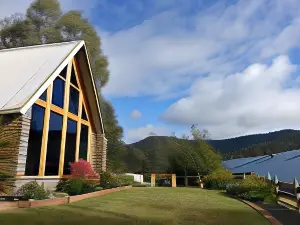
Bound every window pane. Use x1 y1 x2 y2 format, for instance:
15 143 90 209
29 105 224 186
79 124 88 160
69 86 79 115
45 111 63 176
82 104 88 121
64 119 77 175
25 104 45 176
70 66 79 87
39 90 47 101
52 77 65 108
60 65 68 79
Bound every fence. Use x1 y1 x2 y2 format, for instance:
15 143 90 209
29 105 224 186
232 172 300 212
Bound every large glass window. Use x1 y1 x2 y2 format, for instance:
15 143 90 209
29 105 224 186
64 119 77 174
25 60 92 177
25 104 45 176
71 66 79 87
52 77 65 108
82 104 88 121
39 90 47 101
45 111 63 175
79 124 88 160
60 65 68 79
69 86 79 115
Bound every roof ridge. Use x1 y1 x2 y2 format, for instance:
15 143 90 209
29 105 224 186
0 40 82 53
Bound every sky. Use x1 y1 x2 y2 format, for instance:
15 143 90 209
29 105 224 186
2 0 300 143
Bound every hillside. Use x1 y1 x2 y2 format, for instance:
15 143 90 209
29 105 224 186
124 129 300 172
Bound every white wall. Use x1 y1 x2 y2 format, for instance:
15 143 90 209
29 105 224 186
125 173 143 183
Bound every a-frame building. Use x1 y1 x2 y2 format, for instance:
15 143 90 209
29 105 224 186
0 41 107 189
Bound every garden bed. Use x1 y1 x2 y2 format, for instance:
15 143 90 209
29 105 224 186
15 186 132 209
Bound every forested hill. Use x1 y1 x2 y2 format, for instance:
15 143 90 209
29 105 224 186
127 129 300 158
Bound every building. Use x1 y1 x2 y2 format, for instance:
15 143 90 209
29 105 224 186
0 41 107 190
223 149 300 183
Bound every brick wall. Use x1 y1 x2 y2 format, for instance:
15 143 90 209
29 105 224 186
91 133 108 174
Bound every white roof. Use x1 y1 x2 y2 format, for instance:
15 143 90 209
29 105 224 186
0 41 82 112
0 40 104 134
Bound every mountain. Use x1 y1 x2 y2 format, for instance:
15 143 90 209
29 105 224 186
124 129 300 172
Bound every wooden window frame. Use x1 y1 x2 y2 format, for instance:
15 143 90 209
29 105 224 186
21 58 93 178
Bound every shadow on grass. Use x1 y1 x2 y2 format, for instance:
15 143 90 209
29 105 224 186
0 205 165 225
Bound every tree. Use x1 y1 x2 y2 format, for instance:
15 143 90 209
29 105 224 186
191 124 211 140
26 0 62 44
168 127 221 185
0 0 124 171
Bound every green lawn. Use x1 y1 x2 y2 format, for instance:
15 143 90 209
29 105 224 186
0 188 269 225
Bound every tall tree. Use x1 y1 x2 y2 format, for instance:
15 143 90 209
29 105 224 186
26 0 62 44
0 0 123 171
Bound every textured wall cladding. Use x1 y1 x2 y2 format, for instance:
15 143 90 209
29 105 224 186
16 115 31 174
91 133 108 174
0 114 30 177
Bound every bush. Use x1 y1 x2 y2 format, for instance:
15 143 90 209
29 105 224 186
56 179 97 196
56 179 70 193
69 159 99 180
94 186 103 191
16 181 50 200
67 179 84 196
226 175 275 202
100 172 134 189
118 175 134 186
53 192 69 198
203 169 233 190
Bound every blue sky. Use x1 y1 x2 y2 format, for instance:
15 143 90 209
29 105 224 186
3 0 300 143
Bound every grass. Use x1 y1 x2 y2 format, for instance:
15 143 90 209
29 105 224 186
0 187 269 225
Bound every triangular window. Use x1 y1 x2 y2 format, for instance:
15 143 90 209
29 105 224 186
82 104 88 121
70 66 79 87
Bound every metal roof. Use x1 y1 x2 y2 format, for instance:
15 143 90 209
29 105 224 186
223 149 300 183
0 40 105 134
0 41 81 113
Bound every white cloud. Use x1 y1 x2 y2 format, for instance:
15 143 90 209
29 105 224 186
162 55 300 139
101 0 300 98
126 124 171 143
130 109 142 119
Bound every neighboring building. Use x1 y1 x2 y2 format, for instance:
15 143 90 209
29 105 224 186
0 41 107 190
125 173 143 183
223 149 300 183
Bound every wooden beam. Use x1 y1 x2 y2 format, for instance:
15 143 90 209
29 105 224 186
58 61 72 177
75 92 83 161
38 84 53 176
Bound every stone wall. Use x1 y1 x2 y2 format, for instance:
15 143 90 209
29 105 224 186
90 133 108 174
0 114 31 177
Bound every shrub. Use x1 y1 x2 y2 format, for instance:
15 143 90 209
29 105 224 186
95 186 103 191
67 179 84 196
100 172 135 189
53 192 69 198
203 169 233 190
56 179 70 193
56 179 97 196
226 175 275 202
70 159 99 180
100 172 121 189
82 182 97 194
118 175 134 186
16 181 50 200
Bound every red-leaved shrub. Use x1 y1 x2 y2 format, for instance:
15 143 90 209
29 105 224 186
69 159 99 180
